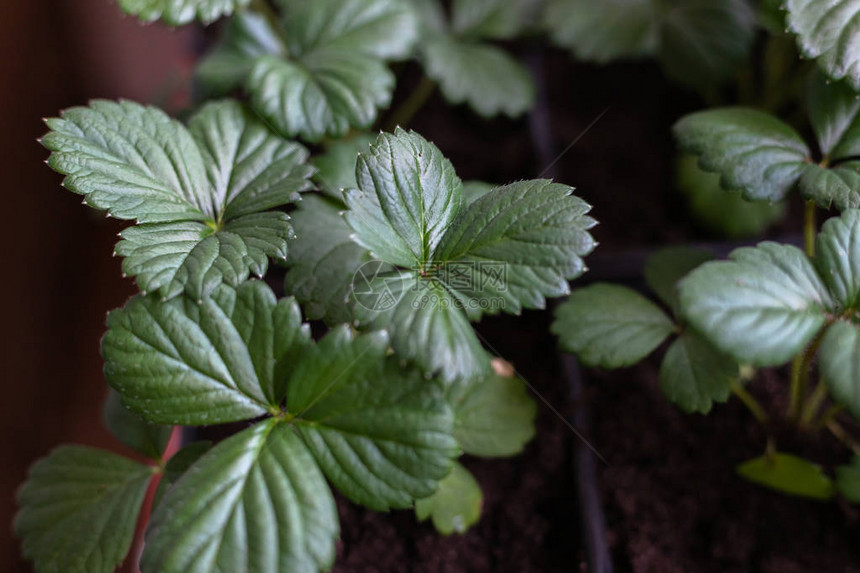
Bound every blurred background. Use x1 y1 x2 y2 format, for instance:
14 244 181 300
0 3 198 570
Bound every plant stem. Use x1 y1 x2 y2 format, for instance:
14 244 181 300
799 381 829 427
383 76 436 131
804 200 816 257
814 404 844 431
787 327 826 422
731 381 768 425
827 420 860 455
787 355 805 422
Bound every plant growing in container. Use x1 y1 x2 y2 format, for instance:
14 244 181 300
13 1 597 572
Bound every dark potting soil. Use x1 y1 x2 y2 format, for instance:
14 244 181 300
593 360 860 573
324 47 860 572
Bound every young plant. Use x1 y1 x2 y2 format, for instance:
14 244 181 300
554 1 860 502
14 0 599 567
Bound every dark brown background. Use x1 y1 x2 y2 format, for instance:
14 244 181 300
0 3 195 570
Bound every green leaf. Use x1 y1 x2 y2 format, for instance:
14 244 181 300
673 108 811 202
415 461 482 535
246 0 418 141
736 453 835 500
288 326 459 510
345 128 462 268
249 54 394 143
15 446 154 573
836 455 860 502
799 161 860 211
195 11 285 98
644 244 715 311
103 389 172 460
102 281 310 425
787 0 860 90
657 0 756 90
659 331 736 414
679 242 833 366
421 35 535 118
447 371 536 457
44 99 313 299
461 180 495 206
807 69 860 160
435 179 597 316
116 0 249 25
543 0 657 63
343 129 596 380
552 284 675 369
676 154 787 239
312 135 375 200
284 194 369 324
353 273 492 382
142 419 338 573
152 441 212 508
819 320 860 418
816 208 860 308
451 0 537 39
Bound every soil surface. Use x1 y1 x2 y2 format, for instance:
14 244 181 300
324 46 860 573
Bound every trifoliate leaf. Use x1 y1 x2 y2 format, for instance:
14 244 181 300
676 154 787 240
15 446 154 573
816 209 860 308
657 0 756 90
116 0 249 25
353 273 491 382
659 331 736 414
552 284 675 369
447 371 536 457
737 453 835 500
415 461 482 535
679 242 833 366
102 281 310 425
819 320 860 418
44 99 312 299
142 419 338 573
240 0 418 141
836 455 860 502
312 135 375 200
195 11 284 98
284 195 370 324
673 108 811 202
344 129 595 380
103 389 172 460
288 326 459 510
345 128 462 267
798 161 860 210
644 244 715 311
543 0 657 63
807 69 860 160
787 0 860 90
152 441 212 508
421 35 535 118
